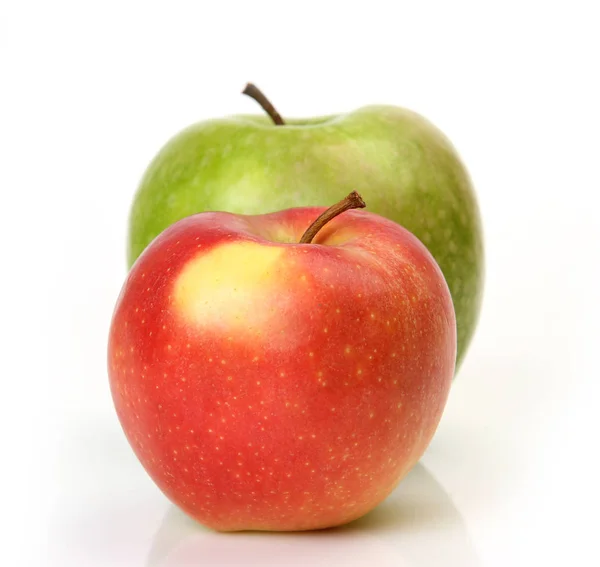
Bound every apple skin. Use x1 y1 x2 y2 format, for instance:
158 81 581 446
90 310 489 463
127 106 482 370
110 205 456 531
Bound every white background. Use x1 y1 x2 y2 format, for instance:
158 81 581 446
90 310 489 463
1 1 599 566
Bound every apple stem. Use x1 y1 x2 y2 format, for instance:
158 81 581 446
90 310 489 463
299 191 366 244
242 83 285 126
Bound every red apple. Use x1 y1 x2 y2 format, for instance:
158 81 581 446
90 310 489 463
108 192 456 531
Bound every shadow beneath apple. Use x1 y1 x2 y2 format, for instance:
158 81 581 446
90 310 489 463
145 463 480 567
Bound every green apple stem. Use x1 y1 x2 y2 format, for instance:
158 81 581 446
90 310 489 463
299 191 366 244
242 83 285 125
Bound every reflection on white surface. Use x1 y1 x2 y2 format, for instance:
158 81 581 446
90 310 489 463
52 426 480 567
146 463 479 567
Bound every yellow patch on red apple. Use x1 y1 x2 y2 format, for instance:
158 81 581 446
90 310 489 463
173 241 289 332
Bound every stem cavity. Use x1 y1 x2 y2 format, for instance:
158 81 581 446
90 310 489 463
299 191 366 244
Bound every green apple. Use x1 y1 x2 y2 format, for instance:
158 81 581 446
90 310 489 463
127 84 483 370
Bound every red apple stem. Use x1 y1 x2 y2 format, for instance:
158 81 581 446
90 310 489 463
242 83 285 126
299 191 366 244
